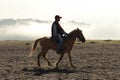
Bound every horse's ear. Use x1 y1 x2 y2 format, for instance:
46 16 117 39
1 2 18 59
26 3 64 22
77 28 82 32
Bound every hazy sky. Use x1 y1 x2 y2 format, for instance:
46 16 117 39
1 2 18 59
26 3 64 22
0 0 120 40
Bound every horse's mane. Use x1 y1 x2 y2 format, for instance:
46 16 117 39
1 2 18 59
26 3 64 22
69 29 78 35
69 28 82 34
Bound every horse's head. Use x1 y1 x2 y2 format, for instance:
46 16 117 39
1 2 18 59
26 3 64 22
76 28 86 42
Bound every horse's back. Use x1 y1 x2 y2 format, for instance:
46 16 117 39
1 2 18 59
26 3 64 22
39 37 50 43
39 37 56 48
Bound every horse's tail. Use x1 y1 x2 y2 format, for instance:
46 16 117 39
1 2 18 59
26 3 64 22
28 38 41 57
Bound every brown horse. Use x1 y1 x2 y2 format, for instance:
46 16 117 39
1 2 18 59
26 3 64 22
29 28 86 68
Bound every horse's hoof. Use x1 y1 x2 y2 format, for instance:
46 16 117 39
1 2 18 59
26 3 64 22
54 64 58 68
37 64 41 67
55 66 58 69
48 63 52 66
71 65 76 68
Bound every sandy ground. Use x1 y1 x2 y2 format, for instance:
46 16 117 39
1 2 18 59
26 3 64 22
0 40 120 80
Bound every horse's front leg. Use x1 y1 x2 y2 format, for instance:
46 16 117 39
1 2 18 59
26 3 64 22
37 53 42 67
68 52 76 68
55 53 64 68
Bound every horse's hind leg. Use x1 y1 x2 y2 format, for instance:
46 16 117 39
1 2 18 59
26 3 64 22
37 49 46 67
42 49 51 66
43 54 51 66
38 49 51 67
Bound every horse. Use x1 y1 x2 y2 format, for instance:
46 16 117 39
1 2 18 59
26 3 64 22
29 28 86 68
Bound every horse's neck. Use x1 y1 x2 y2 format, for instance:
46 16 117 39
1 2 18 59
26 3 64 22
67 31 77 45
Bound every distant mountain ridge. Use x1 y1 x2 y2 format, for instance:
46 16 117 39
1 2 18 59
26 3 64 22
0 18 52 27
0 18 89 27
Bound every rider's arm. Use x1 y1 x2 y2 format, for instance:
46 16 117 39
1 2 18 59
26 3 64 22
58 24 68 36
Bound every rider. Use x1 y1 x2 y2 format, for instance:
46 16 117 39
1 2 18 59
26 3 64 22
51 15 68 53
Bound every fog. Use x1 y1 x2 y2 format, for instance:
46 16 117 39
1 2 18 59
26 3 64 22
0 18 120 40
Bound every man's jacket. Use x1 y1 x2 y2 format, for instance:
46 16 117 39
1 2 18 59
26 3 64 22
51 21 65 37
